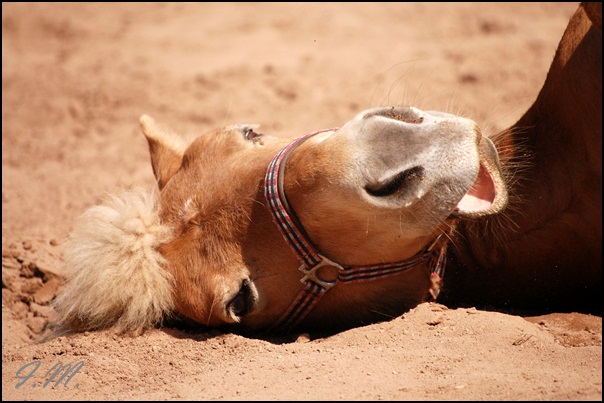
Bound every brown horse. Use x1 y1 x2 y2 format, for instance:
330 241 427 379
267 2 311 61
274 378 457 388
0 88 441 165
442 2 602 314
53 106 507 334
52 2 601 334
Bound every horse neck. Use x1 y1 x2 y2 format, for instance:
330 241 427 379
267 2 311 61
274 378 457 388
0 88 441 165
457 4 602 270
510 4 600 228
520 3 602 167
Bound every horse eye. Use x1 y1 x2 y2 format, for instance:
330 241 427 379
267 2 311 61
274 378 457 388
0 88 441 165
228 280 252 318
243 128 263 143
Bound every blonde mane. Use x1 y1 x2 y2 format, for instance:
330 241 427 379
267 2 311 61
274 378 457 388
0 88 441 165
52 187 174 333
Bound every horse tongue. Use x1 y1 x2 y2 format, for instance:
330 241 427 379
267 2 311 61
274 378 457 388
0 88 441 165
454 163 496 216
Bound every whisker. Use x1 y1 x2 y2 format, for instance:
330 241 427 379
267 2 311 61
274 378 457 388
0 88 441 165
368 59 428 109
222 99 233 127
206 295 217 326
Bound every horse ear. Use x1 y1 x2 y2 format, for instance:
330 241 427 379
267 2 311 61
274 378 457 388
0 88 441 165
139 115 187 190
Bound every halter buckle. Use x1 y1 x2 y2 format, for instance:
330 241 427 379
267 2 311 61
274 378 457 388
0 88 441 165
299 256 345 290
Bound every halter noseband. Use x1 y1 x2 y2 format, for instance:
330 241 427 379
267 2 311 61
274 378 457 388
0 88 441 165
264 129 448 332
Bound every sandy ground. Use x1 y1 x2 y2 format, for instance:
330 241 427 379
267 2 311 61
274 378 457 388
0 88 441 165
2 2 601 400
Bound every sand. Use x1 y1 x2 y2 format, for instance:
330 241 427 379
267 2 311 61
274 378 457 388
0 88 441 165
2 3 601 400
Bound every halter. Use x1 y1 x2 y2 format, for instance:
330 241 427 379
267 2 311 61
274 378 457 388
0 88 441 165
264 129 448 333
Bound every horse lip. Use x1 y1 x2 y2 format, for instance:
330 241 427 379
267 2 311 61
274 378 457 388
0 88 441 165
450 137 508 219
449 161 496 218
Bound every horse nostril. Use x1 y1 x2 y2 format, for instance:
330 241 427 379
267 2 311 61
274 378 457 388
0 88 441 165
365 166 425 197
365 107 424 124
387 110 424 124
227 279 256 318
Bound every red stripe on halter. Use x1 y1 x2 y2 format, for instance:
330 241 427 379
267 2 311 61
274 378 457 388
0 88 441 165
264 129 447 333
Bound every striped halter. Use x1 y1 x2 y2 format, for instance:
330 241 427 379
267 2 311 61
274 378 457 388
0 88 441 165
264 129 448 332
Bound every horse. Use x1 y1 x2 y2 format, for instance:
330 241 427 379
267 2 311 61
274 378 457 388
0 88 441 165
52 2 601 335
53 106 507 334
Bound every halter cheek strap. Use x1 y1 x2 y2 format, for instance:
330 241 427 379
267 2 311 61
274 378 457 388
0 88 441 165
264 129 447 333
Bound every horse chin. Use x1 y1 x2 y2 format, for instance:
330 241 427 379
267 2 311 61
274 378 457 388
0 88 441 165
450 137 508 219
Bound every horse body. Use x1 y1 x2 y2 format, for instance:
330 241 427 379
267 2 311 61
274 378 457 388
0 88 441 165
444 2 602 313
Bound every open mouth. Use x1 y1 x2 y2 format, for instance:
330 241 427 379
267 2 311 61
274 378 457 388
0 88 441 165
451 139 508 219
451 162 497 217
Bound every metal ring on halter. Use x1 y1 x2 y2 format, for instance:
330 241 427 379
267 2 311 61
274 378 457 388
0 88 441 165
299 256 345 290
